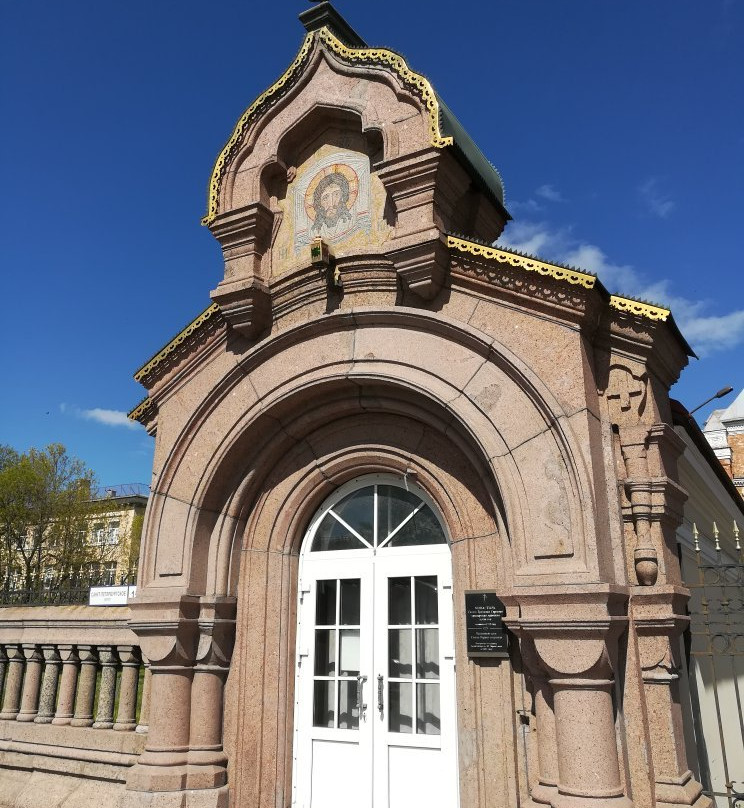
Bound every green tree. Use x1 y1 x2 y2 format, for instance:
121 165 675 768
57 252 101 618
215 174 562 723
0 444 116 600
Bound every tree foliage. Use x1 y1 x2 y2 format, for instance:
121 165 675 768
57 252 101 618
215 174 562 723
0 444 120 595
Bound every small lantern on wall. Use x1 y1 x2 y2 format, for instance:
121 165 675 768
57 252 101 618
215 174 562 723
310 237 330 268
311 237 342 288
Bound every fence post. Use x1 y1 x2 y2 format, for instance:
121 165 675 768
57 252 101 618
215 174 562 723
114 646 141 731
71 645 98 727
93 646 118 729
16 644 43 722
0 644 24 720
34 645 61 723
52 645 80 725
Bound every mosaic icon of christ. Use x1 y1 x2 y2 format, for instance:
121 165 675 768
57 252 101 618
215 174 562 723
305 164 359 242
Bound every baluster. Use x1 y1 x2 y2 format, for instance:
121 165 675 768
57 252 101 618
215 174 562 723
71 645 98 727
52 645 80 725
34 645 61 723
135 659 151 734
114 646 141 731
0 644 24 720
0 645 7 704
16 644 43 722
93 646 118 729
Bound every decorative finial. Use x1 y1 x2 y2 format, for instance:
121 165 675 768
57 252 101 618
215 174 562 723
735 521 741 552
693 523 700 553
713 521 720 552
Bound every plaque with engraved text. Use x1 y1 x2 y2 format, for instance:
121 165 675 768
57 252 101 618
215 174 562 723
465 591 509 658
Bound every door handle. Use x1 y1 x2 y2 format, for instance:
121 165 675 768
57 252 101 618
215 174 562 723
356 675 367 717
377 674 384 716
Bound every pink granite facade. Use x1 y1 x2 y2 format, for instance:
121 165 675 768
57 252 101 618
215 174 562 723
113 8 709 808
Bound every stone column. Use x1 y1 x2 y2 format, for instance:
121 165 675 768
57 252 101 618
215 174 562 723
93 646 118 729
517 597 632 808
126 597 199 793
136 660 151 734
186 599 236 789
71 645 98 727
114 646 141 731
34 645 62 723
16 644 43 722
633 590 710 808
52 645 80 725
0 644 24 720
519 637 559 807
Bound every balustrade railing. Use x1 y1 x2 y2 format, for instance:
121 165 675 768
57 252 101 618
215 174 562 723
0 642 149 732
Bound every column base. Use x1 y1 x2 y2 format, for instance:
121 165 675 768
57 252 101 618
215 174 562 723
93 720 115 729
127 760 189 792
552 789 632 808
15 712 38 722
528 782 558 807
186 764 227 790
121 785 229 808
656 771 712 808
34 715 54 724
0 712 20 721
114 720 137 731
51 715 73 725
70 717 94 727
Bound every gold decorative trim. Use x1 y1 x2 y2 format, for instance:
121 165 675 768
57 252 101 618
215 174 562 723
317 28 453 149
134 303 221 383
447 235 596 289
609 295 670 322
202 32 316 226
128 397 154 423
202 27 455 226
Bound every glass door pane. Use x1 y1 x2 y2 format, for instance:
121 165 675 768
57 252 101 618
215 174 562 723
312 577 361 730
386 575 441 735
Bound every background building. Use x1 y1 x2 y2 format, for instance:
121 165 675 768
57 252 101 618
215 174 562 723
0 483 147 603
703 389 744 499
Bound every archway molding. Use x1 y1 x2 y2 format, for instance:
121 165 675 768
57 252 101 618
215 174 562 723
140 308 605 602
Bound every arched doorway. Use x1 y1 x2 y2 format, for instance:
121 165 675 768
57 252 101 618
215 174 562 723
292 474 459 808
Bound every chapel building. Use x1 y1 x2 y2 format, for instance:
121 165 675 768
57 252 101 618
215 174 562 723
122 5 709 808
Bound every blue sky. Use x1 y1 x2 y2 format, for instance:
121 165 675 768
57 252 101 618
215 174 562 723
1 1 742 487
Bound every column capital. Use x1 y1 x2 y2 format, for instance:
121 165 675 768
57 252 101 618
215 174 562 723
129 596 200 668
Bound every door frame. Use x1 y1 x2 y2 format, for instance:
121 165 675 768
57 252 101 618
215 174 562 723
291 474 460 808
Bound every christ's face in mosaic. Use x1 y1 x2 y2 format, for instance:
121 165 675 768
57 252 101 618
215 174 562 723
312 173 351 233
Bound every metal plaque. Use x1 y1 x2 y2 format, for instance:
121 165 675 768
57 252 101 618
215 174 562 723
465 590 509 658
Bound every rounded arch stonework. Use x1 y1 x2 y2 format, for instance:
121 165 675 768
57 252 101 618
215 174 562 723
139 310 605 602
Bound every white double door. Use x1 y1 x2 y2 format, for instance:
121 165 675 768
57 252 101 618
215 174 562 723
293 546 458 808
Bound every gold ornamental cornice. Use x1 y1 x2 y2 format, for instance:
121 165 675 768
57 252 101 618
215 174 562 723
128 397 155 424
447 235 597 289
202 28 454 227
134 303 221 383
609 295 670 322
316 28 453 149
202 31 315 227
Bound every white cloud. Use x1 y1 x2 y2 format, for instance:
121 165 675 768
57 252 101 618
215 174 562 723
497 221 744 357
535 184 565 203
509 198 544 214
79 408 141 430
639 178 675 219
509 184 566 214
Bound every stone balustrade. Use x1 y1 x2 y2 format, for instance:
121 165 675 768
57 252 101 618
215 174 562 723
0 641 149 732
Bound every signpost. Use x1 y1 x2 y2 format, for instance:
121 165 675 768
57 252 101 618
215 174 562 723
465 591 509 658
88 585 137 606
